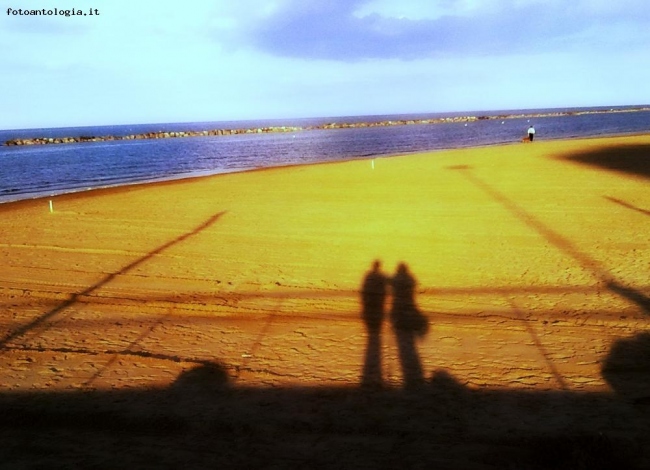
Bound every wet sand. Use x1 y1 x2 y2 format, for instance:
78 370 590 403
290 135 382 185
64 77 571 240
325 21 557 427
1 135 649 468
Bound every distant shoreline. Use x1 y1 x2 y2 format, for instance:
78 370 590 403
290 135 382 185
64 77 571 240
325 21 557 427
5 106 650 147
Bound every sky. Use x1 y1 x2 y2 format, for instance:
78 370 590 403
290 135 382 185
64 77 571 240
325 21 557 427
2 0 650 129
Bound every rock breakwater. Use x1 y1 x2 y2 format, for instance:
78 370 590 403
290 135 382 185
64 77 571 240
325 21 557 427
5 107 649 147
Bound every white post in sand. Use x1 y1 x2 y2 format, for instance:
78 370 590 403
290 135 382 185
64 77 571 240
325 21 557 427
371 159 375 170
49 200 53 213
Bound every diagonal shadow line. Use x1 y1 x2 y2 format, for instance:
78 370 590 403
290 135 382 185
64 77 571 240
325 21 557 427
83 312 170 388
508 299 568 390
0 211 227 350
454 168 650 315
235 305 280 379
604 196 650 217
5 344 217 368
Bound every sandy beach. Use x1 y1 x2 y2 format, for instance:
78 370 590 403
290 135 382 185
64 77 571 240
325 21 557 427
1 135 649 468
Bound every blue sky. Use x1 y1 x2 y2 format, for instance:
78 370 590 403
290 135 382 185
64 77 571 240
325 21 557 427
2 0 649 129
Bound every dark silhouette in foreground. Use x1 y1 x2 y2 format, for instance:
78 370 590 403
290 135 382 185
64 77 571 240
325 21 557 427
2 331 648 469
361 260 388 388
1 261 648 468
361 261 429 389
602 331 650 405
390 263 429 389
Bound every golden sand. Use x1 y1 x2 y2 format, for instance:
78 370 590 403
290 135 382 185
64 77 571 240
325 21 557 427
1 134 649 389
1 135 649 467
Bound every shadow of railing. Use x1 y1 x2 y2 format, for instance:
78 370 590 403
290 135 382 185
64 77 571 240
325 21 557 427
447 165 650 315
0 211 227 349
604 196 650 217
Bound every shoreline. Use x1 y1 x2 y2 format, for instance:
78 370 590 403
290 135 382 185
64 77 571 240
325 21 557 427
2 131 649 206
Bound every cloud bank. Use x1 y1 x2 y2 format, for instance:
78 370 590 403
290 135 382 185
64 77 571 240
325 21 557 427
210 0 650 61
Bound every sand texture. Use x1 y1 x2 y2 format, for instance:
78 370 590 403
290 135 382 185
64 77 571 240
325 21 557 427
1 135 649 468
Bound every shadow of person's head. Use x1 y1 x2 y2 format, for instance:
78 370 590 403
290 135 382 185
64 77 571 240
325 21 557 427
601 332 650 401
396 262 409 276
362 260 388 328
392 262 414 294
172 362 230 395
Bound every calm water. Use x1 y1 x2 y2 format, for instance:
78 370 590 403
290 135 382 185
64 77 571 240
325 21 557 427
1 106 648 204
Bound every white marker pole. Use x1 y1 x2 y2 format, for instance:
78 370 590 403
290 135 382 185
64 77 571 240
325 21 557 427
49 200 53 213
371 159 375 170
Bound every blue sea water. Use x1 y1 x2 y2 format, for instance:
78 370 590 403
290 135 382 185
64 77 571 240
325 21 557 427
1 106 648 204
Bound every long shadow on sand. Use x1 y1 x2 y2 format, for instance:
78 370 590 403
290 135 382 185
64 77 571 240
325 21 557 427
361 261 429 390
448 165 650 315
1 332 649 469
0 211 227 350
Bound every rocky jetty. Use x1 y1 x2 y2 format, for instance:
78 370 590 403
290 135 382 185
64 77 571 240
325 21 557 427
3 127 304 146
4 107 649 147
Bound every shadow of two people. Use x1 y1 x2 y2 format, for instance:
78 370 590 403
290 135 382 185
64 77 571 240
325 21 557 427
361 260 429 389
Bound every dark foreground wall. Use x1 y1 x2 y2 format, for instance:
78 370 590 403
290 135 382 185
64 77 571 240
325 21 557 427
1 333 649 470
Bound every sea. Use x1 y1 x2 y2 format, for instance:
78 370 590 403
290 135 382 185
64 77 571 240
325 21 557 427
1 105 648 204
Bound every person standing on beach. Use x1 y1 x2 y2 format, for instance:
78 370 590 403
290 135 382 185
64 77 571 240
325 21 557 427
528 125 536 142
